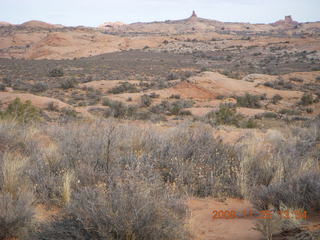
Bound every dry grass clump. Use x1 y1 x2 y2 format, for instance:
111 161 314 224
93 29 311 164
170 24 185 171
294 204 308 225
0 153 36 240
35 171 189 240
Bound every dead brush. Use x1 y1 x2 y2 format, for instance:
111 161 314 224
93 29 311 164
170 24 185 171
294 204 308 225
0 152 36 240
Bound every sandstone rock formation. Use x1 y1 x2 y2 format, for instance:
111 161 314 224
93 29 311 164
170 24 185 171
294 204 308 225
188 10 198 21
273 15 298 26
98 21 125 31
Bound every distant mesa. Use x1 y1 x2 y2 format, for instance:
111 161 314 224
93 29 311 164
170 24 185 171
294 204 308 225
273 15 298 25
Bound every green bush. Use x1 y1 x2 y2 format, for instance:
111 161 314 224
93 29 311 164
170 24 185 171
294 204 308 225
0 98 40 124
236 93 262 108
204 104 242 127
300 93 313 106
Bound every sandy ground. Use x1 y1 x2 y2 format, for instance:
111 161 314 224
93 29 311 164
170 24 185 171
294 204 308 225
187 198 263 240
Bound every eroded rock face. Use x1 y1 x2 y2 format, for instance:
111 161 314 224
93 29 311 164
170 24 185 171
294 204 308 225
274 15 299 25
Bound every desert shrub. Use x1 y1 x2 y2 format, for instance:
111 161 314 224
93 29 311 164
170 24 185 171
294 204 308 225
170 94 181 99
253 213 283 240
49 68 64 77
178 110 192 116
220 70 241 79
271 94 283 104
241 118 258 128
251 172 320 211
108 82 138 94
204 104 242 127
0 153 36 240
216 95 225 100
0 83 5 91
290 77 304 82
166 72 180 80
300 93 313 106
35 176 189 240
261 112 278 119
46 102 59 111
32 81 49 92
264 82 274 88
305 108 314 114
264 79 293 90
140 94 152 107
316 76 320 81
150 100 194 116
149 92 160 98
236 93 262 108
103 98 137 119
2 77 12 86
60 108 78 122
279 109 300 116
0 98 40 124
60 79 75 89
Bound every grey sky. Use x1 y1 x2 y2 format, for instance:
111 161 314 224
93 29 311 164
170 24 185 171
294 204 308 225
1 0 319 27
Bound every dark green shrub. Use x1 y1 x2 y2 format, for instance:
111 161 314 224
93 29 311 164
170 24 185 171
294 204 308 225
140 94 152 107
150 100 193 116
166 72 180 81
170 94 181 99
49 68 64 77
300 93 314 106
306 108 314 114
0 83 5 91
236 93 262 108
108 82 138 94
149 92 160 98
60 79 75 89
204 104 242 127
261 112 278 119
271 94 283 104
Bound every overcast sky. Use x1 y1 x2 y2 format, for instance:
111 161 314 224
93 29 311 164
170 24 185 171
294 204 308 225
1 0 319 27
